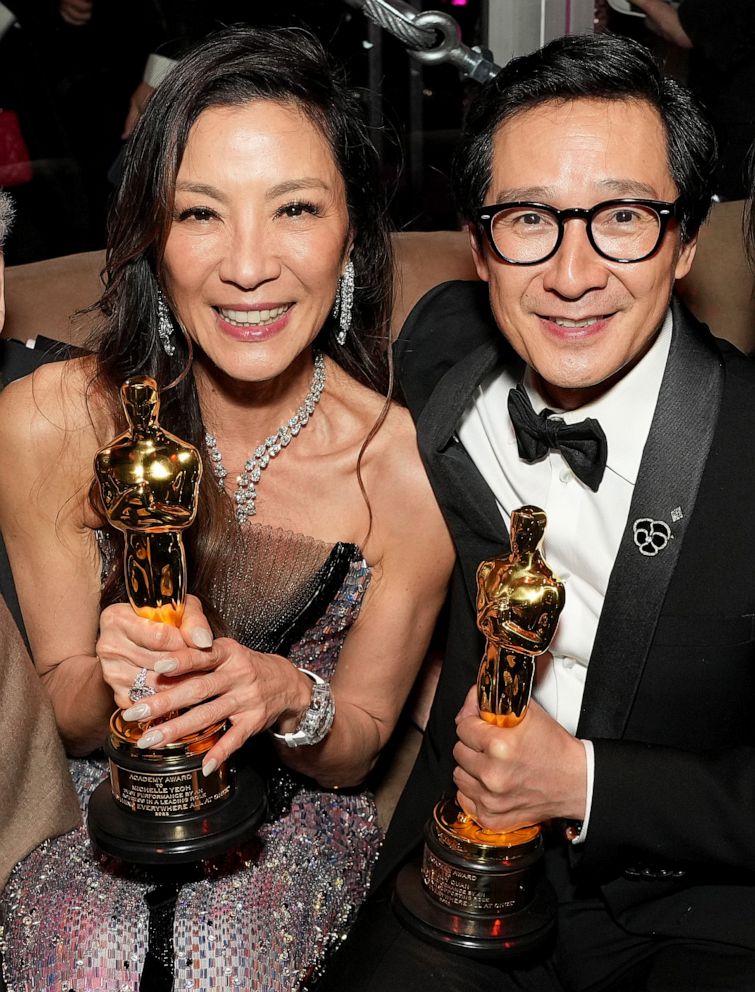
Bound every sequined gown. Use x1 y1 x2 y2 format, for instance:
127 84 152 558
0 525 380 991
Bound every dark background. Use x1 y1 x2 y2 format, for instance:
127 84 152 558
0 1 686 265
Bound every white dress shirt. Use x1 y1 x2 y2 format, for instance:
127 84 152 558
457 311 672 835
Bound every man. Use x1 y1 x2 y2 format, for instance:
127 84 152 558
323 33 755 991
0 191 80 892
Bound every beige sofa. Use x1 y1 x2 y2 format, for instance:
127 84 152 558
4 209 755 352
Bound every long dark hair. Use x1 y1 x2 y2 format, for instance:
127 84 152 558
91 26 394 616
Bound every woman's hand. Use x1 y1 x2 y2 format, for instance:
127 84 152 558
96 594 214 709
98 596 313 773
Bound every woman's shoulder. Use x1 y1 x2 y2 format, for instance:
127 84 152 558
0 355 108 439
0 357 111 499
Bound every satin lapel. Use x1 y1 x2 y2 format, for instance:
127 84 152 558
416 340 511 605
577 302 725 739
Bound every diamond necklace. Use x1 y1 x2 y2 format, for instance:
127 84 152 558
205 351 326 525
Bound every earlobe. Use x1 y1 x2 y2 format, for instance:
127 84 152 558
469 224 491 283
674 236 697 281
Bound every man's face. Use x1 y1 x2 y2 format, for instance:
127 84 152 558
470 98 696 409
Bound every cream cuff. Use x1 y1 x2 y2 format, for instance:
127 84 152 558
570 738 594 845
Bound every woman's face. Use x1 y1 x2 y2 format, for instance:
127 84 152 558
163 100 351 383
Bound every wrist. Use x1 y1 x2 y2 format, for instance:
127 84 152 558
276 665 318 734
271 668 335 748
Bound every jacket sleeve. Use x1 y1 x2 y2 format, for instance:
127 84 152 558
577 737 755 879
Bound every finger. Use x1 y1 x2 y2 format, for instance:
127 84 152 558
455 712 490 751
122 668 231 725
100 608 186 654
132 694 251 750
99 643 183 677
452 765 482 801
109 662 163 710
201 723 251 776
455 789 477 820
452 739 485 776
454 684 479 724
180 595 213 649
153 645 221 677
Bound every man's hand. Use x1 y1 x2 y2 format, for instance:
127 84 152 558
452 686 587 832
629 0 693 48
59 0 93 26
122 81 156 139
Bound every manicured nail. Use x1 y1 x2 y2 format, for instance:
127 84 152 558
191 628 213 649
202 759 218 777
137 729 164 749
122 703 151 722
155 658 178 674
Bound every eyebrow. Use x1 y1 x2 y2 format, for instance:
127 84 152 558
491 179 662 202
175 181 226 201
265 178 331 200
174 178 332 202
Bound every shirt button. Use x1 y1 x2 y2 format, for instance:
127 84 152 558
559 468 574 484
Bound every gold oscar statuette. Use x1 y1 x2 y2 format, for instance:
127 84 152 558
86 377 266 865
394 505 565 955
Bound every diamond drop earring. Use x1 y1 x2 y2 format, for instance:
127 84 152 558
157 290 176 357
334 260 354 346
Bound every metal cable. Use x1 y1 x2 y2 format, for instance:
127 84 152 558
345 0 438 50
344 0 501 83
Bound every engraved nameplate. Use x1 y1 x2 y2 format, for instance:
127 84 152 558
110 763 232 818
421 847 532 914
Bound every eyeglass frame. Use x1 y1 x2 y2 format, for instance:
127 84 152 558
475 198 680 266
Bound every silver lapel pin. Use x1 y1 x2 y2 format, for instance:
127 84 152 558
633 517 672 557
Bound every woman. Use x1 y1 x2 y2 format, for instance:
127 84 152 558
0 27 454 990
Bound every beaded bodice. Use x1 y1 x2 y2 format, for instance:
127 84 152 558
209 523 369 671
98 523 370 673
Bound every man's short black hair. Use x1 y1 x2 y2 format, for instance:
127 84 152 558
453 33 717 242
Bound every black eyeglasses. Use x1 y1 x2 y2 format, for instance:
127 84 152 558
476 198 679 265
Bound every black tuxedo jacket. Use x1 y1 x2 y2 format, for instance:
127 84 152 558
380 280 755 951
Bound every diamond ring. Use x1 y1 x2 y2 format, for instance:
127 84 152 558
128 667 157 703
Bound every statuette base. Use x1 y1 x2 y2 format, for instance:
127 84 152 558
392 798 555 957
88 762 266 866
393 858 555 958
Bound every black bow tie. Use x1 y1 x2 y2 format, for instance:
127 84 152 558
507 384 608 492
